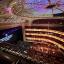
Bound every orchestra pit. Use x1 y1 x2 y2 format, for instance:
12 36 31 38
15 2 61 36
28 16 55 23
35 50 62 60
0 0 64 64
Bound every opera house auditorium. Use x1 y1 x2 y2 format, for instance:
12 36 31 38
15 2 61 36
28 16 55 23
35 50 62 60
0 0 64 64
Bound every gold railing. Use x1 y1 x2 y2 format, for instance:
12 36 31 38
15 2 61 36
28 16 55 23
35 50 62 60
24 24 64 50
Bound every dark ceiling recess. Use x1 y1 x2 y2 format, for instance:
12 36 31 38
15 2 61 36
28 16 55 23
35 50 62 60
46 4 56 9
53 13 64 17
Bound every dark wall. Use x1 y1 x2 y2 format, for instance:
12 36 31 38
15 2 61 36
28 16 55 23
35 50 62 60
0 26 23 44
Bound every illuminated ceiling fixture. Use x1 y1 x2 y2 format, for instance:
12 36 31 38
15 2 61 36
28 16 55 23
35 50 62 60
11 0 34 16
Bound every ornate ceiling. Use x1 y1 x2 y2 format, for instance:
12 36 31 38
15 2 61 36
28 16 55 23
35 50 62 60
24 0 64 16
0 0 64 18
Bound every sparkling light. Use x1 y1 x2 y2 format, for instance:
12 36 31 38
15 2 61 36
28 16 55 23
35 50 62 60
25 33 64 43
25 29 64 36
26 37 64 50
